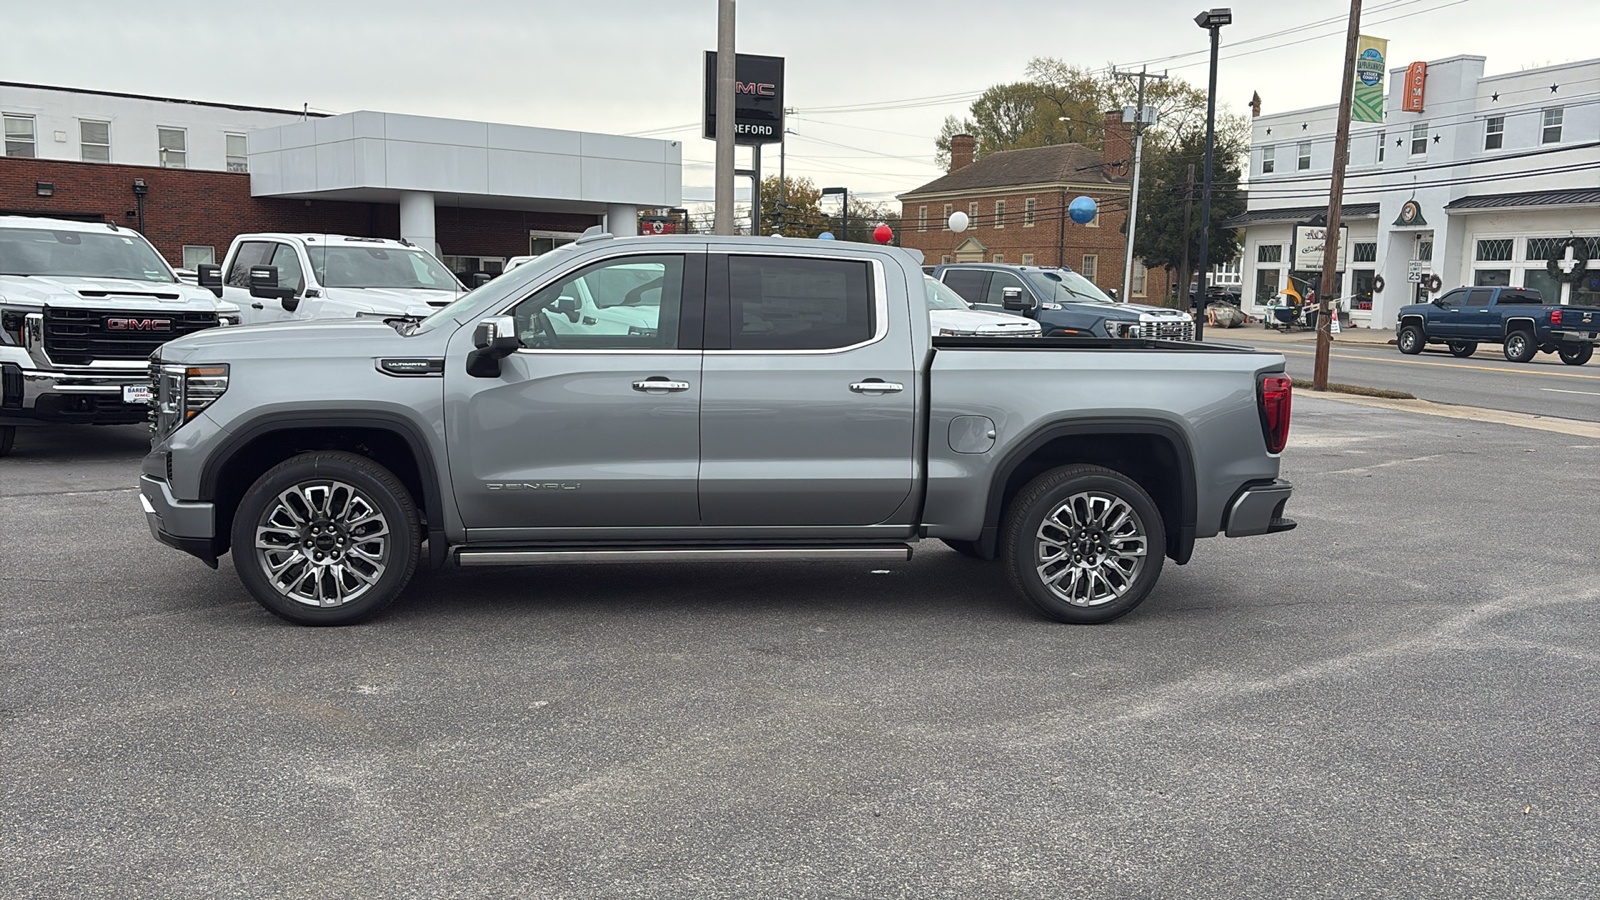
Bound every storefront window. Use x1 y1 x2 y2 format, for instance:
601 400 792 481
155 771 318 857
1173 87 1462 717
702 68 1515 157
1522 268 1560 303
1255 268 1281 303
1352 270 1375 309
1474 269 1511 287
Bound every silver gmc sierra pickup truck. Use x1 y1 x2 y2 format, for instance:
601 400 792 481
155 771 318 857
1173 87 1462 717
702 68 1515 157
140 230 1296 626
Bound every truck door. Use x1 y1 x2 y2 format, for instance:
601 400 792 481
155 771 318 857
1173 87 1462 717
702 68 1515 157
221 240 275 325
698 253 917 527
1428 288 1468 338
445 251 705 538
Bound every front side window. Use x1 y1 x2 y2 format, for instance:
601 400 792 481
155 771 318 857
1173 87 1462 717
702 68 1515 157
513 255 684 351
225 241 276 287
307 245 461 290
158 127 187 168
1435 289 1464 308
1297 141 1311 170
984 271 1027 306
726 255 873 351
1411 123 1428 155
1262 145 1275 174
270 244 305 293
3 114 36 158
1542 108 1563 144
0 227 175 282
226 133 248 172
80 120 111 162
1484 116 1504 151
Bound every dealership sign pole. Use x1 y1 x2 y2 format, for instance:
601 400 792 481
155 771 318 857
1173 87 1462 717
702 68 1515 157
1315 0 1362 392
713 0 736 235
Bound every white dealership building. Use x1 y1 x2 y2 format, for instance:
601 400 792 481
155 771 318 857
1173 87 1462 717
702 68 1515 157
1228 55 1599 328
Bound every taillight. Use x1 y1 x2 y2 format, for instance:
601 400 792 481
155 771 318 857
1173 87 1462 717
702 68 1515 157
1259 374 1292 454
1551 308 1563 326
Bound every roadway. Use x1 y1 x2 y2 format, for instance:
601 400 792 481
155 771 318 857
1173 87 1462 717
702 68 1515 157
1208 328 1600 423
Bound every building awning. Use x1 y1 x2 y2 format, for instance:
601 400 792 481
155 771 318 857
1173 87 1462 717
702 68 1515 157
1444 187 1600 212
1223 203 1380 228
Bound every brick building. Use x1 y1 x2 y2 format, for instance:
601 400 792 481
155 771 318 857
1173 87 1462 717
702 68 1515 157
898 111 1173 302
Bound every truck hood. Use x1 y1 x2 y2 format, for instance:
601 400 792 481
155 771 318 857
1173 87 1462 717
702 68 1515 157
156 315 427 363
931 308 1042 335
320 286 462 313
0 274 235 312
1070 300 1190 321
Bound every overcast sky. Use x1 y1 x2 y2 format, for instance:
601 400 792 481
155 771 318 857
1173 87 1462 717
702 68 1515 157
4 0 1588 207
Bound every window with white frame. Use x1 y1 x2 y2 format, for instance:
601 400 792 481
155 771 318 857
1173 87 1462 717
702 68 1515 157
158 127 187 168
1212 259 1242 286
182 246 215 269
1258 244 1283 263
80 120 110 162
1131 260 1148 296
918 205 927 232
226 133 248 172
1476 238 1513 262
1410 122 1428 155
993 254 1005 263
1297 141 1311 170
1542 108 1563 144
1377 130 1385 162
942 203 952 230
940 255 951 264
968 201 979 226
1261 145 1275 174
1082 254 1098 281
3 114 36 157
993 199 1005 229
1024 197 1036 227
1021 253 1034 265
1352 242 1377 263
1484 116 1504 151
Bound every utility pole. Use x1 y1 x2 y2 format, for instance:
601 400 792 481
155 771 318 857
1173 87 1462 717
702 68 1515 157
750 144 761 237
1177 163 1195 311
776 121 789 235
713 0 736 235
1315 0 1362 391
1113 65 1167 303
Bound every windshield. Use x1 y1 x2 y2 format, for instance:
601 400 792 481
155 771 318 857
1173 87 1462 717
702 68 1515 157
1025 269 1114 304
924 275 972 310
0 227 175 282
307 244 463 290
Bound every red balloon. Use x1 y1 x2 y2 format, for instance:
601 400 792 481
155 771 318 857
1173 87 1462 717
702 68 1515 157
873 224 893 244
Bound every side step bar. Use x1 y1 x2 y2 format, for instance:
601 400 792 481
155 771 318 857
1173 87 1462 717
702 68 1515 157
456 545 914 567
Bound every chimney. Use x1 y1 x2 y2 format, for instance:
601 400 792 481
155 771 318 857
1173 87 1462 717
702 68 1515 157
950 133 976 172
1102 110 1133 179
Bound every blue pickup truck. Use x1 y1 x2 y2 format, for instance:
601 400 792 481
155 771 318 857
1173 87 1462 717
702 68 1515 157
1396 286 1600 365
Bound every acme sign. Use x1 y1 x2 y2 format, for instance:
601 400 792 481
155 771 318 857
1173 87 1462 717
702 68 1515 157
105 317 171 332
703 51 785 145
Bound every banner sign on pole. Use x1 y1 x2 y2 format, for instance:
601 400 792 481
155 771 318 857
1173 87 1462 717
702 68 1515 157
1352 36 1387 124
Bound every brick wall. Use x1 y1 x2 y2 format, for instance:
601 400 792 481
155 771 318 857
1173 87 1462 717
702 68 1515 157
0 157 599 267
900 189 1128 283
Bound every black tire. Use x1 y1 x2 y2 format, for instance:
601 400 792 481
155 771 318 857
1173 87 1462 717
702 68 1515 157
231 451 420 625
1397 324 1424 355
1002 465 1166 624
1503 329 1537 363
1558 343 1593 366
1447 341 1477 358
0 425 13 458
942 538 987 559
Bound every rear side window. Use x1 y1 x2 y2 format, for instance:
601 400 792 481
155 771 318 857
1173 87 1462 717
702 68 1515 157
940 268 988 304
1497 291 1546 305
225 241 275 287
1464 289 1492 307
726 256 873 350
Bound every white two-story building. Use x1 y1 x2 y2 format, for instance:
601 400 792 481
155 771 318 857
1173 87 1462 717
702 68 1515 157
1229 55 1599 328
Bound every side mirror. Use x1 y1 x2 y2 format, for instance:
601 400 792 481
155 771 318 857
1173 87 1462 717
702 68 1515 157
466 315 519 378
196 263 224 298
248 265 299 310
1001 286 1035 312
554 294 581 322
472 272 493 288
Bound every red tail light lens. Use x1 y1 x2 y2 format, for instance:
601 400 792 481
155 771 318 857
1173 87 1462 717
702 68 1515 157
1259 374 1292 454
1551 308 1563 326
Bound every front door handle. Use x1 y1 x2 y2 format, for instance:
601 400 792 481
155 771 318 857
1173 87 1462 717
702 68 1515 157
850 380 904 393
632 378 691 393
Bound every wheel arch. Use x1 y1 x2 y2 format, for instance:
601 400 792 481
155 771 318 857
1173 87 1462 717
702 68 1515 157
198 412 446 567
1503 316 1538 338
976 419 1196 565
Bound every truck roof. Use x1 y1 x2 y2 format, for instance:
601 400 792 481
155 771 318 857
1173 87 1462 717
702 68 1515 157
0 215 131 234
238 233 423 250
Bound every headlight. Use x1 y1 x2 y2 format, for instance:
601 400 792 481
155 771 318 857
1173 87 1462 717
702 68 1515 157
151 362 229 438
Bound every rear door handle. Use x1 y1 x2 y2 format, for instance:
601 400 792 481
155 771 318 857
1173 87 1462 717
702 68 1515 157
632 378 691 393
850 380 904 393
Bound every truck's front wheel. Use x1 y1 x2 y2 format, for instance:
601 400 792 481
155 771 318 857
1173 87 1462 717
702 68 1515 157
231 451 420 626
1002 465 1165 624
1397 325 1424 355
1558 343 1593 366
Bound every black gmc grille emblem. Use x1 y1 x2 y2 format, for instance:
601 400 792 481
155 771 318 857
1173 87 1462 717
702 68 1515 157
105 317 172 332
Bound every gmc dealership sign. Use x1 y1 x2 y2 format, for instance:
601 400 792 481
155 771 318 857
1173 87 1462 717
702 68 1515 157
703 52 785 145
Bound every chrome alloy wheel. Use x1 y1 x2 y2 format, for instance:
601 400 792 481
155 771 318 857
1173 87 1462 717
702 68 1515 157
1034 491 1149 607
254 481 391 608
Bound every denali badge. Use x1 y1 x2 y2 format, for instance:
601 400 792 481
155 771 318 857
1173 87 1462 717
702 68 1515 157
107 317 172 332
486 482 581 491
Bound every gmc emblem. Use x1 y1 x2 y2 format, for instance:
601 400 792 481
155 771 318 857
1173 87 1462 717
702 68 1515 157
106 317 172 332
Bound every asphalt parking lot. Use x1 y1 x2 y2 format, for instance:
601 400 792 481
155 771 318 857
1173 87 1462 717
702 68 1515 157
3 400 1597 899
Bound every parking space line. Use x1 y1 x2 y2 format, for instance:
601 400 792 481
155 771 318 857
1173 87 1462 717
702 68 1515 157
1271 347 1600 380
1542 388 1600 396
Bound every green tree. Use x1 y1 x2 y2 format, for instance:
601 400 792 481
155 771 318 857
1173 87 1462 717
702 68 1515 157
759 175 827 237
1130 125 1248 300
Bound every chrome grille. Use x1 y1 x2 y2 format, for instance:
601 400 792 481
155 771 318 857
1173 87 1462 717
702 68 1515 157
44 306 218 366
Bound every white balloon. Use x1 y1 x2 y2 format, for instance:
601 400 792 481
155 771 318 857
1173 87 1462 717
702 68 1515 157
948 211 969 233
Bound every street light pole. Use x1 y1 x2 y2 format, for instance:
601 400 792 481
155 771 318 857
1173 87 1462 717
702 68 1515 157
822 187 848 240
1192 7 1231 342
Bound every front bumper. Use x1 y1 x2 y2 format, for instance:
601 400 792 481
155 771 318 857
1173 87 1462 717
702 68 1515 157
1223 479 1297 538
0 352 151 425
139 474 219 568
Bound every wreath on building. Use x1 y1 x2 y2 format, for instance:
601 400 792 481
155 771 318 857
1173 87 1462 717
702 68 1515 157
1372 274 1385 293
1547 237 1591 284
1422 273 1442 293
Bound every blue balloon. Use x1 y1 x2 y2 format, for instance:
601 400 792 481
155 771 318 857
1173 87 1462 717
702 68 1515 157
1069 196 1098 225
818 232 835 240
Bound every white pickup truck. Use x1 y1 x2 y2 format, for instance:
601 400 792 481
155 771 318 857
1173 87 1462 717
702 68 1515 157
212 233 466 326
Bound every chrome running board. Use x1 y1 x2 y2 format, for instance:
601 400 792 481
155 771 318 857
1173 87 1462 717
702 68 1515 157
456 545 914 567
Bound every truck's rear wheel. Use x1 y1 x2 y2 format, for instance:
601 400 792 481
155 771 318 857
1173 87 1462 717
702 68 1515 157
1397 325 1424 355
231 451 419 625
1002 465 1165 624
1447 341 1477 358
1503 330 1537 363
1558 343 1593 366
0 426 13 457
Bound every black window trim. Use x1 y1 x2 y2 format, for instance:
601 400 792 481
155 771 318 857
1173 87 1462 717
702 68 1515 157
705 252 888 355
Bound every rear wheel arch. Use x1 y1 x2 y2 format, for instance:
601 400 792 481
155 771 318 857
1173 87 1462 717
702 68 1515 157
198 413 444 563
977 420 1196 565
